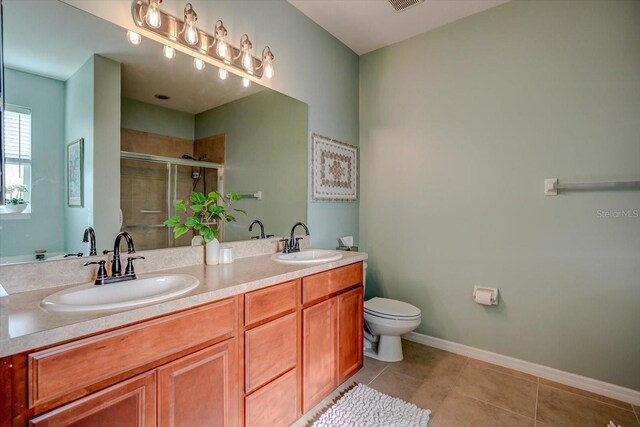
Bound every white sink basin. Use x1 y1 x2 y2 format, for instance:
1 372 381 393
271 249 343 265
41 274 199 313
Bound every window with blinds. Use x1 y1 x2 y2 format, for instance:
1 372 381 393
3 105 32 205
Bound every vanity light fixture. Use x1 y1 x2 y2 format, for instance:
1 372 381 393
181 3 199 46
126 30 142 45
239 34 254 74
214 20 229 61
193 58 205 70
163 45 176 59
145 0 162 28
261 46 275 79
242 77 250 88
130 1 274 82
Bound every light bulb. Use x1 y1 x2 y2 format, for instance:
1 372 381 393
218 68 228 80
126 30 142 45
216 41 227 59
163 45 176 59
265 63 274 79
193 58 205 71
242 77 250 88
242 52 253 74
145 0 162 28
182 3 199 46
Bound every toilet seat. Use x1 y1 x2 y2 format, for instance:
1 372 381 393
364 297 421 321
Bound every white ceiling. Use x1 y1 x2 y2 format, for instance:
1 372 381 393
3 0 263 114
288 0 509 55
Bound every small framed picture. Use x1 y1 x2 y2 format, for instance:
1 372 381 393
67 138 84 207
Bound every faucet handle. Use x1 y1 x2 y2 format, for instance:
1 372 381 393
294 237 304 251
279 238 290 253
102 249 113 255
266 234 274 238
125 256 145 276
251 235 261 240
84 260 108 281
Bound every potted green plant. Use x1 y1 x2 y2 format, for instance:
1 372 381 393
4 184 29 213
164 191 245 265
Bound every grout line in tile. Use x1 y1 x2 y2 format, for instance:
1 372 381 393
469 360 538 384
633 404 640 425
455 390 536 422
366 363 390 386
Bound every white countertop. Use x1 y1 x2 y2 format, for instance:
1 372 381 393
0 251 367 357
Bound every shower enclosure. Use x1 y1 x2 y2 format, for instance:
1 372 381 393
120 151 224 251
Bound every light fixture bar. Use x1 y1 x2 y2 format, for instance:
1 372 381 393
132 0 265 78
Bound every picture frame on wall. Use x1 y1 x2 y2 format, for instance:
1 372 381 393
67 138 84 207
311 133 358 202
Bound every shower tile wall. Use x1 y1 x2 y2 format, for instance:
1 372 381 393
120 128 225 250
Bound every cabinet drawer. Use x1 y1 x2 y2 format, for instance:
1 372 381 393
245 280 297 326
245 313 297 393
245 369 298 427
28 298 236 408
302 262 362 304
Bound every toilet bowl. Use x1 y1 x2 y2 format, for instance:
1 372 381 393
363 297 421 362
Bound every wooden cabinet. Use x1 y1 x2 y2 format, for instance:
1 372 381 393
302 263 364 413
3 262 364 427
29 372 155 427
157 340 238 427
302 298 338 413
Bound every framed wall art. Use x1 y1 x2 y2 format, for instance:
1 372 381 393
312 133 358 202
67 138 84 207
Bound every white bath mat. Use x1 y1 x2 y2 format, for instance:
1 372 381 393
311 383 431 427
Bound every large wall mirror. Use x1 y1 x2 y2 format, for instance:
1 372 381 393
0 0 308 265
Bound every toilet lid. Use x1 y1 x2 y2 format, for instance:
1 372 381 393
364 297 421 318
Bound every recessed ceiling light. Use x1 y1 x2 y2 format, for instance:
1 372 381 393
154 94 170 100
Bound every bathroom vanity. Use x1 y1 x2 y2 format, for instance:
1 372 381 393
0 254 365 426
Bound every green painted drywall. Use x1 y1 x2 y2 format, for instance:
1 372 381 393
121 98 195 141
195 90 307 241
64 0 360 250
0 69 65 256
64 55 121 254
360 0 640 390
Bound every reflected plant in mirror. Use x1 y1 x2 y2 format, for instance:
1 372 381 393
164 191 245 243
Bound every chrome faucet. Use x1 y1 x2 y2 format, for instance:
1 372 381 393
249 220 265 239
83 226 97 256
283 222 309 253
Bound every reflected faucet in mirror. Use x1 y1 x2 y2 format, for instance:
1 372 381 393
249 220 265 239
83 227 97 256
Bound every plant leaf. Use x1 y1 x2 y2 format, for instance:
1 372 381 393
201 227 215 242
173 224 190 239
191 192 206 204
207 192 221 202
208 205 224 215
233 208 247 215
191 204 204 213
175 200 187 211
229 191 241 201
185 216 200 227
164 216 182 227
224 214 236 222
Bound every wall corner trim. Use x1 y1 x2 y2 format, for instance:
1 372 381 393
403 332 640 406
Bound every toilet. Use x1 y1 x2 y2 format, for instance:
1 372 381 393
363 264 421 362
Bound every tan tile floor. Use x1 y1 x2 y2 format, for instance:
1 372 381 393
294 340 640 427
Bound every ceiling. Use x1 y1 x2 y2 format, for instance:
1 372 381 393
3 0 263 114
288 0 509 55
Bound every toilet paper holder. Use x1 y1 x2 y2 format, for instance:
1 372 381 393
473 286 499 306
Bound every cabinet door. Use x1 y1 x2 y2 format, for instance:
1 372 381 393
245 369 298 427
157 339 238 427
29 372 155 427
338 287 364 383
302 298 338 413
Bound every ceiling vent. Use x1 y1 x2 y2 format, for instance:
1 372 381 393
388 0 424 12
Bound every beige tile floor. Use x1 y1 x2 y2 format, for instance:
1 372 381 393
294 340 640 427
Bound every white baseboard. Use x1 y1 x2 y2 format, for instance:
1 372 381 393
403 332 640 406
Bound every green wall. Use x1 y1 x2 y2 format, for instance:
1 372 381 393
360 0 640 390
121 98 195 140
64 55 121 253
195 90 308 241
1 69 65 257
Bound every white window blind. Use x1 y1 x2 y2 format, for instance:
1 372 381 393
4 105 31 161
